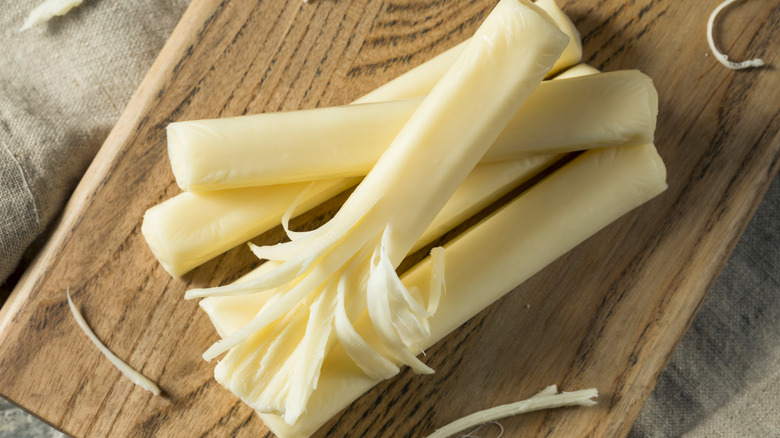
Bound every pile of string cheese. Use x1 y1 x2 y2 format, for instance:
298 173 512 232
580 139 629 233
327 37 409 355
142 0 666 436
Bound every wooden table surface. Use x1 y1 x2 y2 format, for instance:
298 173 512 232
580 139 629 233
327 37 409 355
0 0 778 436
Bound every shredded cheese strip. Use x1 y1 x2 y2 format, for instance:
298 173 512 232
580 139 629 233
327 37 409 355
424 385 598 438
707 0 765 70
21 0 83 31
66 290 161 396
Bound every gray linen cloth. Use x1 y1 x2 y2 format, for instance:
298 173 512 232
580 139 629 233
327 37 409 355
0 1 778 437
0 0 189 284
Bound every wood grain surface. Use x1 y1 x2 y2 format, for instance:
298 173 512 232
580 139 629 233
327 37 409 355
1 0 778 437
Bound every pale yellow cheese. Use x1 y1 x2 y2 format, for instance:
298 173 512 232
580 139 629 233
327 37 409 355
533 0 582 75
167 99 419 190
201 144 667 438
144 156 567 278
147 0 591 277
67 290 161 396
168 70 656 190
21 0 83 31
197 62 602 330
555 63 602 79
482 70 657 161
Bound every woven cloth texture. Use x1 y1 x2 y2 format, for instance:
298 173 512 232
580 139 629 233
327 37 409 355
1 1 778 437
0 0 189 283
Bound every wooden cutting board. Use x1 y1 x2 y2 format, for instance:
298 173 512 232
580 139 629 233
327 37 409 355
1 0 777 436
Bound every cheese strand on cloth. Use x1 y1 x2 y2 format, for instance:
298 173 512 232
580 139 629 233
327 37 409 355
20 0 84 31
186 0 569 425
202 144 667 438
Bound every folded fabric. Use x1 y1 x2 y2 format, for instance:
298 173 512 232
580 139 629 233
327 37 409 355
0 0 188 284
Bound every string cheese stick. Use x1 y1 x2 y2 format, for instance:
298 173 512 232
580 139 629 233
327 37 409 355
202 144 667 438
168 70 656 190
190 0 569 425
424 386 598 438
352 0 582 104
142 177 359 277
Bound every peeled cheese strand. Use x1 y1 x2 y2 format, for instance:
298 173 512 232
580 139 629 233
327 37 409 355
424 385 598 438
707 0 765 70
457 422 504 438
21 0 83 31
66 289 161 396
